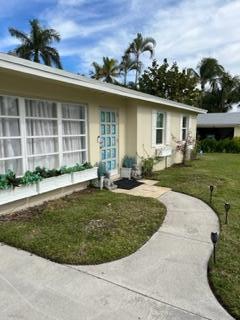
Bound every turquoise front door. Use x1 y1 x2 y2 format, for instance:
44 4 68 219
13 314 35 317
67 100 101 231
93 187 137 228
100 110 118 172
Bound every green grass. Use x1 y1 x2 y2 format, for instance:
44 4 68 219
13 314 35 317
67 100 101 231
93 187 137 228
0 188 166 265
152 153 240 319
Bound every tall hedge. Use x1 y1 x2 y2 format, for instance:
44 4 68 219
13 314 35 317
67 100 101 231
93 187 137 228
198 137 240 153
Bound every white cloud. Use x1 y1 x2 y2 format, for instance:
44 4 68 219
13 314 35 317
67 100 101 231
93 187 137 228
1 0 240 76
50 0 240 75
0 36 18 51
145 0 240 72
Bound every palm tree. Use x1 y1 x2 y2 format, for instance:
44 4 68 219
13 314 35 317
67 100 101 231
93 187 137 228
9 19 62 68
119 53 139 86
203 72 240 112
188 57 224 91
91 57 120 83
126 33 156 85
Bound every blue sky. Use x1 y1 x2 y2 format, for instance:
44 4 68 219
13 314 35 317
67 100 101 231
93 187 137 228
0 0 240 77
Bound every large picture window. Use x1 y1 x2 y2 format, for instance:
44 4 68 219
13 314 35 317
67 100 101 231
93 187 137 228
0 95 88 175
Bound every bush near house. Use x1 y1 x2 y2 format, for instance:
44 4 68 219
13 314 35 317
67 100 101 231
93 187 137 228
198 137 240 153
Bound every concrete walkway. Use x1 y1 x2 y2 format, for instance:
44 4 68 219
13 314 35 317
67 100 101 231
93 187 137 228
0 190 233 319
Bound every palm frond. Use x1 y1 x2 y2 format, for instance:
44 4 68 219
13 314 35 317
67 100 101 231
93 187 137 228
8 28 30 43
42 46 62 69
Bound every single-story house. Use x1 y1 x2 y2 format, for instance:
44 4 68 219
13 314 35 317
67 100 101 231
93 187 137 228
0 53 205 180
197 112 240 140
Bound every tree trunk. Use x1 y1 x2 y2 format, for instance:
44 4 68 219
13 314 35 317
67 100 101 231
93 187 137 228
34 50 40 63
124 70 127 86
135 55 139 85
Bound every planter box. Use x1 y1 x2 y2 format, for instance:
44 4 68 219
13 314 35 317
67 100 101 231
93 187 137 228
72 167 98 184
38 174 72 194
0 184 37 206
120 167 132 179
155 146 172 157
0 167 98 206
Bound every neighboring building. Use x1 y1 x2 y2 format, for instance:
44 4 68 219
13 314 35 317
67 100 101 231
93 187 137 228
0 53 205 178
197 113 240 140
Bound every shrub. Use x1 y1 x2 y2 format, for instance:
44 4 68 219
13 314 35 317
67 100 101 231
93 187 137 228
34 167 61 178
0 174 10 190
20 171 42 185
0 170 21 190
141 157 154 176
199 137 240 153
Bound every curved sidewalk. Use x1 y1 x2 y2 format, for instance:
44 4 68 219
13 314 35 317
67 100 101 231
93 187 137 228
0 190 234 319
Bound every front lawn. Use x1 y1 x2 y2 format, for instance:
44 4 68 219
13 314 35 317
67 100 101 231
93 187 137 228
0 189 165 265
152 153 240 319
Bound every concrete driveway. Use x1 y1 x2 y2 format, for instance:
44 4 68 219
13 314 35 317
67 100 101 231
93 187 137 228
0 191 233 320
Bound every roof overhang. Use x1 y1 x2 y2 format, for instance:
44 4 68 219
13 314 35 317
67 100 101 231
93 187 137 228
0 53 206 114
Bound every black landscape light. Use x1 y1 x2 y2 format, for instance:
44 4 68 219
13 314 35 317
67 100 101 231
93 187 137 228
211 232 218 264
209 185 214 204
224 202 231 224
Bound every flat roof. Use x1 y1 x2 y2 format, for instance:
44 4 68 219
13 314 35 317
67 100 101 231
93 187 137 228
0 53 206 114
197 112 240 127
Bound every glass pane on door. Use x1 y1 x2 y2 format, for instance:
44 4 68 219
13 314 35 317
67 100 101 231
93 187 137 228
100 110 117 171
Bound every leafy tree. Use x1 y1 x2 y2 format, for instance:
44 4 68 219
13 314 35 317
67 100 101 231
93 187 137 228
138 59 200 105
9 19 62 68
91 57 120 83
126 33 156 85
119 53 139 86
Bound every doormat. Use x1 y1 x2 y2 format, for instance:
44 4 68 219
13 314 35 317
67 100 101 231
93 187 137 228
114 178 144 190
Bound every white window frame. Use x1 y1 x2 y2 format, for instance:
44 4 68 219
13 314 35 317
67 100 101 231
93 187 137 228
0 94 88 175
181 115 189 141
61 102 88 166
0 96 23 175
152 110 166 147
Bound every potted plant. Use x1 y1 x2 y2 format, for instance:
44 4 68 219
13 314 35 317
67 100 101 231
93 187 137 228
120 156 136 179
97 162 107 189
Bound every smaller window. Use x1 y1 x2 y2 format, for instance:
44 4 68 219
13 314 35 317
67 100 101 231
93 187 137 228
181 116 188 140
156 112 165 145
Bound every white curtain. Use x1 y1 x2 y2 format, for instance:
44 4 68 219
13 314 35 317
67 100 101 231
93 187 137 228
28 155 58 171
27 138 58 156
62 104 85 119
62 152 86 166
25 100 57 118
25 99 58 169
63 137 85 152
62 106 86 166
62 120 85 135
0 96 22 175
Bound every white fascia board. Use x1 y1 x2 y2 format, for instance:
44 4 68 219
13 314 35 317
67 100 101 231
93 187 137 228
0 53 207 114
